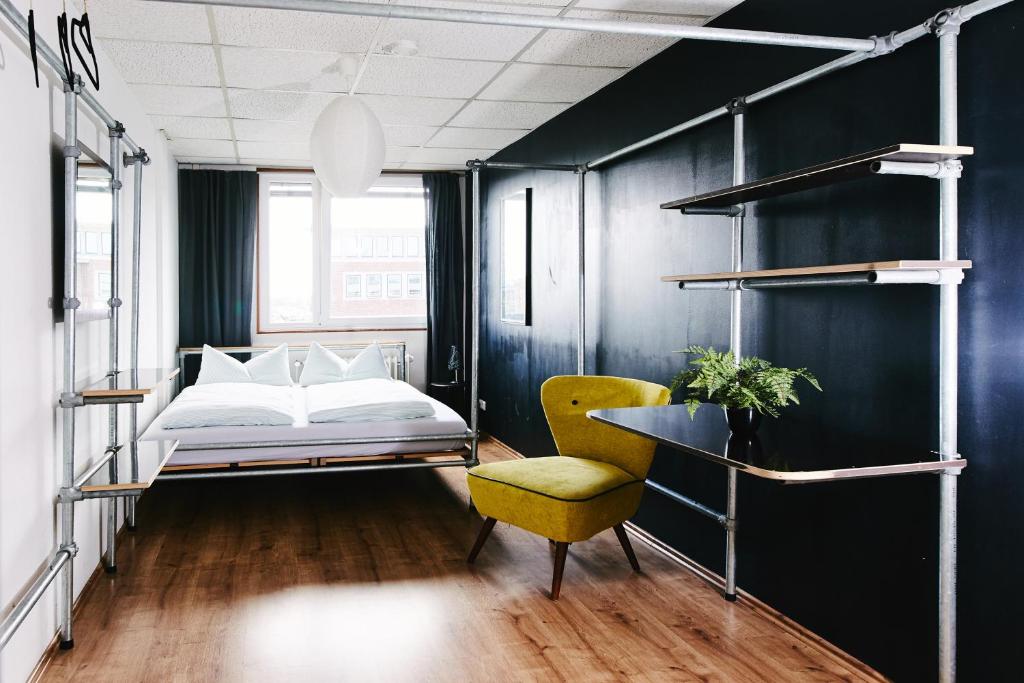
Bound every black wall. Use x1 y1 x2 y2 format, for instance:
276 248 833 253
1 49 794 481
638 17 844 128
477 1 1023 679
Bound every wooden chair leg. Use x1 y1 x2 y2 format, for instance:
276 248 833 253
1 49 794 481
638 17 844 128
551 542 569 600
613 524 640 572
467 517 497 563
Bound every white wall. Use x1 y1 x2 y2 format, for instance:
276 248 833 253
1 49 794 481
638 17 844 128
0 2 177 680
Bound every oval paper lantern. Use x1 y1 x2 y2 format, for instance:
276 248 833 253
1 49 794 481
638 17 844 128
310 96 385 198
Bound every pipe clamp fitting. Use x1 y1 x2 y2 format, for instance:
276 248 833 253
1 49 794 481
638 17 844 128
726 96 747 116
108 297 123 308
869 32 899 57
63 146 81 159
110 121 125 138
110 179 123 190
930 7 964 36
63 297 80 310
59 392 84 408
58 542 79 558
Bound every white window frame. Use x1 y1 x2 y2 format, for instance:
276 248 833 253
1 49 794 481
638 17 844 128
258 172 427 332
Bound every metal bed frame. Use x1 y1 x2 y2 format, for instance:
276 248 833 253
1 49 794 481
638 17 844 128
159 342 477 480
0 1 1012 679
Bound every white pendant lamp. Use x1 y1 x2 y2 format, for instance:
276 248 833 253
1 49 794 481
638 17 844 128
310 96 385 198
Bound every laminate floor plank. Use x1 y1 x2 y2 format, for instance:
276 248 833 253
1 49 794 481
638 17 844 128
40 440 882 682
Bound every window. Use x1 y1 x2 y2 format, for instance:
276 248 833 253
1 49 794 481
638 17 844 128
258 173 428 331
344 274 362 299
406 273 424 298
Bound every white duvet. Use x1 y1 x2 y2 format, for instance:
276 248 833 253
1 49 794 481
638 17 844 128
158 382 296 429
306 378 435 423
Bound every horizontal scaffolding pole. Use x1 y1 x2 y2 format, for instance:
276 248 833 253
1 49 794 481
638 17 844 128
71 448 119 490
0 0 142 155
151 0 873 51
0 550 72 650
157 458 473 482
175 432 475 451
645 479 728 526
467 159 579 172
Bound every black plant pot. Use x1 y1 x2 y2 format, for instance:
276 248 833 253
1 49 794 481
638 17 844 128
724 407 762 435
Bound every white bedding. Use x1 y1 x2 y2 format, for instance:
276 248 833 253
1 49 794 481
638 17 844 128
142 380 468 466
158 383 296 429
306 379 435 423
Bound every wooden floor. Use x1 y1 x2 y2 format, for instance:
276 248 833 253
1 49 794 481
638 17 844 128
41 440 882 682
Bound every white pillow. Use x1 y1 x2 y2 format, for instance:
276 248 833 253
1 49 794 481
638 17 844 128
299 342 348 386
194 344 292 386
345 343 392 381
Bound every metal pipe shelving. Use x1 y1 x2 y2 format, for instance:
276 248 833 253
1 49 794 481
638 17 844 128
0 0 154 654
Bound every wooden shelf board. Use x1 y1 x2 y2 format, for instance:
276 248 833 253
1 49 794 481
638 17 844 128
661 144 974 210
81 440 178 493
662 260 972 283
79 368 180 398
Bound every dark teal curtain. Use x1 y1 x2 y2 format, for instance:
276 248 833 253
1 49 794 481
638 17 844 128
423 173 465 385
178 170 258 383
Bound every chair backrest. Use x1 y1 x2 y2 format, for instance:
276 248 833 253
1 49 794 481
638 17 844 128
540 375 672 480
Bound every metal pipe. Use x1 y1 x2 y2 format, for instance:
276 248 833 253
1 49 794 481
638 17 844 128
470 167 481 465
871 160 945 177
961 0 1016 20
0 550 72 650
153 0 874 51
645 479 728 526
158 458 470 482
724 104 745 602
588 106 730 170
105 126 123 572
937 23 961 683
740 274 873 288
126 154 144 530
468 160 578 172
0 0 141 154
176 432 473 451
72 448 118 490
58 78 80 650
577 170 586 376
680 205 744 216
678 280 737 290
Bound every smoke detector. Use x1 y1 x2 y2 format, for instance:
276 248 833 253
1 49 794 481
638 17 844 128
381 39 419 57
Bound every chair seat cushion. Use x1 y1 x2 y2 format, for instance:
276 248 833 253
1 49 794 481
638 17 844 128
467 457 644 543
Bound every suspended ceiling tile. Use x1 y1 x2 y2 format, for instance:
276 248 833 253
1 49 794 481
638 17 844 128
520 10 706 67
220 47 361 92
226 89 336 122
170 139 237 158
356 55 504 99
100 40 220 87
152 116 232 140
478 62 624 102
236 141 310 160
134 85 228 117
359 94 467 127
384 125 441 147
237 159 309 168
574 0 740 13
212 6 380 52
375 18 541 62
448 100 569 128
233 119 313 143
407 147 496 165
88 0 212 44
386 147 415 164
428 127 527 148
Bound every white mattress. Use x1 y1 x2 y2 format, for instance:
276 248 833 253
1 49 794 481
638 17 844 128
142 382 469 466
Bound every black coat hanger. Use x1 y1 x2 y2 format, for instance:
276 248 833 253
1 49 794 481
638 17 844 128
28 6 40 88
72 11 99 90
57 9 75 85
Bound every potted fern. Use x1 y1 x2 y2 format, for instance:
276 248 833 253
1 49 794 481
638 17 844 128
669 346 821 434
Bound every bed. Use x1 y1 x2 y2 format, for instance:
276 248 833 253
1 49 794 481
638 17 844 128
146 342 477 479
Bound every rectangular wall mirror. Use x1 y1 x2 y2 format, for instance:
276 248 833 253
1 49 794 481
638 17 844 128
500 188 532 326
52 144 114 323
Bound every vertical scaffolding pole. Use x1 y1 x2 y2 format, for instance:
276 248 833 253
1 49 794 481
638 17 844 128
470 167 481 464
936 12 961 683
58 77 82 650
577 169 586 376
104 124 124 572
724 97 746 602
124 150 147 529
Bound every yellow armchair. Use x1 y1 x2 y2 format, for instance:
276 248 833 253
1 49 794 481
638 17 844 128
466 375 671 599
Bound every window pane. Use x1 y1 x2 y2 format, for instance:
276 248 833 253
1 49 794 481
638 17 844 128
345 274 362 298
267 182 314 324
366 274 382 298
328 179 427 322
